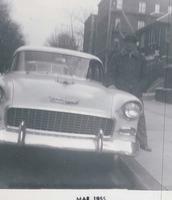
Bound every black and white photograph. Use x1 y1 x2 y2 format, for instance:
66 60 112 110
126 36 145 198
0 0 172 199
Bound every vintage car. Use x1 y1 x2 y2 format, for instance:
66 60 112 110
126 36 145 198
0 46 142 156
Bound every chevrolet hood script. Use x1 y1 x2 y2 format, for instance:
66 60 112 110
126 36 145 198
49 96 79 105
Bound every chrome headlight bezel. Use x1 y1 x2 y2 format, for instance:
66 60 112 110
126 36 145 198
121 101 142 121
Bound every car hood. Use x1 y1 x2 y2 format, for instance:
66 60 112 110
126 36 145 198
10 73 114 118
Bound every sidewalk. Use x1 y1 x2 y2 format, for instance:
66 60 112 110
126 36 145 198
135 99 172 190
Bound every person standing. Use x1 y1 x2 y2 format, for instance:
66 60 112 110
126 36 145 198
107 35 151 152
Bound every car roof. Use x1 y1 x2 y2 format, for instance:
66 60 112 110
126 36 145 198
14 46 102 63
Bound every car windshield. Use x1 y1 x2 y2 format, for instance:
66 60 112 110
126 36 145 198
12 51 92 78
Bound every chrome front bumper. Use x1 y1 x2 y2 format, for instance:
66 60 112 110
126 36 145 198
0 126 140 156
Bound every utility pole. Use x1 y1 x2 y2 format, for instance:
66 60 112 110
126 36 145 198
104 0 113 74
70 15 74 39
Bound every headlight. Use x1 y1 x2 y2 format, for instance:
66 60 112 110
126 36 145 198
122 101 142 120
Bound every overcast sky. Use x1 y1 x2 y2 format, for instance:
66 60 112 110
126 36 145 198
9 0 99 45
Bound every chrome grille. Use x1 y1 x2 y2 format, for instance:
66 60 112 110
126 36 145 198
6 108 114 136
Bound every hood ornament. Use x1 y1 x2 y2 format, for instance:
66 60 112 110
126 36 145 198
49 96 79 105
57 77 74 85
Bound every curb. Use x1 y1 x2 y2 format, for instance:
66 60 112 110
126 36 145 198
119 156 167 190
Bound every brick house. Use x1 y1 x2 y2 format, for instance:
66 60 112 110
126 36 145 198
136 12 172 62
84 0 171 64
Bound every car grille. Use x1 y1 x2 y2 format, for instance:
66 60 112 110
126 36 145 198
6 108 114 136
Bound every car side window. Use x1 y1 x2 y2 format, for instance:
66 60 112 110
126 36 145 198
87 60 104 83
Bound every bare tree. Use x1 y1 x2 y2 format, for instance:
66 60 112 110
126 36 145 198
67 7 97 50
46 30 78 50
70 9 91 50
46 6 96 51
0 0 25 72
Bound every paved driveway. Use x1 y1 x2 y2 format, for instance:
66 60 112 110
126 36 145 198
136 99 172 190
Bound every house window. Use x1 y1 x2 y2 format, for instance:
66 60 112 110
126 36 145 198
115 18 121 28
139 2 146 14
138 20 145 29
155 4 160 14
168 5 172 13
116 0 123 10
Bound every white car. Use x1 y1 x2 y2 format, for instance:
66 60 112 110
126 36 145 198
0 46 142 156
